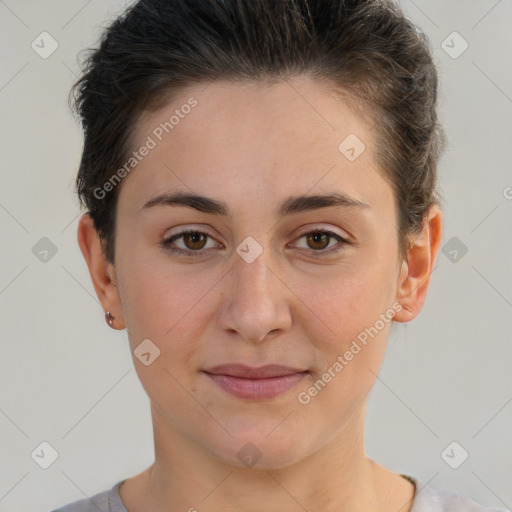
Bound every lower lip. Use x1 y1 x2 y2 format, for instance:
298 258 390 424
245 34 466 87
204 372 308 400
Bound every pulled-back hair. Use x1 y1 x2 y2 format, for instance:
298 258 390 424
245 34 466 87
72 0 446 263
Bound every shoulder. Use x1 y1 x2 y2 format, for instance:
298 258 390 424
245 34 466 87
406 475 510 512
49 480 127 512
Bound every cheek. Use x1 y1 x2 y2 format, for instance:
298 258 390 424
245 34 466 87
293 256 396 347
291 250 399 409
116 250 220 360
116 257 212 404
119 262 177 339
295 266 393 415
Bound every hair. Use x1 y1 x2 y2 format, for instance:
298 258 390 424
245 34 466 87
71 0 446 263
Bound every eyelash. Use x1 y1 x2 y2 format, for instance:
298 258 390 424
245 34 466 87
161 228 350 258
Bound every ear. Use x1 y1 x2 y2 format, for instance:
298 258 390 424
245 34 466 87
393 204 443 323
77 213 126 329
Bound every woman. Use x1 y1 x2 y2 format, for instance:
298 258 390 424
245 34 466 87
52 0 506 510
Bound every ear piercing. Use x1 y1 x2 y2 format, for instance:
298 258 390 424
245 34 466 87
105 311 115 328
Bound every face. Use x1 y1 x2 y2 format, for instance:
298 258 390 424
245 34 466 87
106 77 407 468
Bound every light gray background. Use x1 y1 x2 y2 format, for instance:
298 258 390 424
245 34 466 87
0 1 511 511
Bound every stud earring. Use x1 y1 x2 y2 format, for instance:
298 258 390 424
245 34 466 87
105 311 115 328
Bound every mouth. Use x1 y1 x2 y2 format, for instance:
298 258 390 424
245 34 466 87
203 364 309 400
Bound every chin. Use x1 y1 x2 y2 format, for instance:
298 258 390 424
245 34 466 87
206 419 311 470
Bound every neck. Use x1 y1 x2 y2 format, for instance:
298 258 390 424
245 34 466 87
122 402 414 512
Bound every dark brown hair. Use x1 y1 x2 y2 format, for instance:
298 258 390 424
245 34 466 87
71 0 446 263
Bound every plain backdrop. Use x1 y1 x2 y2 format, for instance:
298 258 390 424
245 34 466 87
0 1 511 511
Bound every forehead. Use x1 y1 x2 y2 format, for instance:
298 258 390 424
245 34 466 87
120 76 391 215
134 76 370 152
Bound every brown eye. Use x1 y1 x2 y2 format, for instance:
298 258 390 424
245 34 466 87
306 232 330 250
161 229 218 257
182 232 208 250
292 229 350 257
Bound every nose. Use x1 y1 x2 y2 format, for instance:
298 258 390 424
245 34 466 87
216 245 292 343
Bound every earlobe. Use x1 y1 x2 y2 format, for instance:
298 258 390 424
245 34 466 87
393 205 443 323
77 213 126 329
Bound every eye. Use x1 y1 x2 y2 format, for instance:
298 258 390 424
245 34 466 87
161 229 220 257
292 229 350 256
161 228 350 258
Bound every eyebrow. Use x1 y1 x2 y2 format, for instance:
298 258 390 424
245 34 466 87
141 191 370 217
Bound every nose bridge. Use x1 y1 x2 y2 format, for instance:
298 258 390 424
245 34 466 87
232 241 278 310
217 239 291 342
235 245 273 296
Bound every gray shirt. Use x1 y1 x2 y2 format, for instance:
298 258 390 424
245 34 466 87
50 474 510 512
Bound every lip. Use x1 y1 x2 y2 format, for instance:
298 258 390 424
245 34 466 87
203 364 308 400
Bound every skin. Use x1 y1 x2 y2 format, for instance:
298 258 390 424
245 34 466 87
78 76 442 512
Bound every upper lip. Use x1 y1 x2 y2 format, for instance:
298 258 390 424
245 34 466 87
203 364 307 379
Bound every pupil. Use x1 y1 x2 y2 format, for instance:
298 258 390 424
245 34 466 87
309 232 328 249
186 232 206 249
